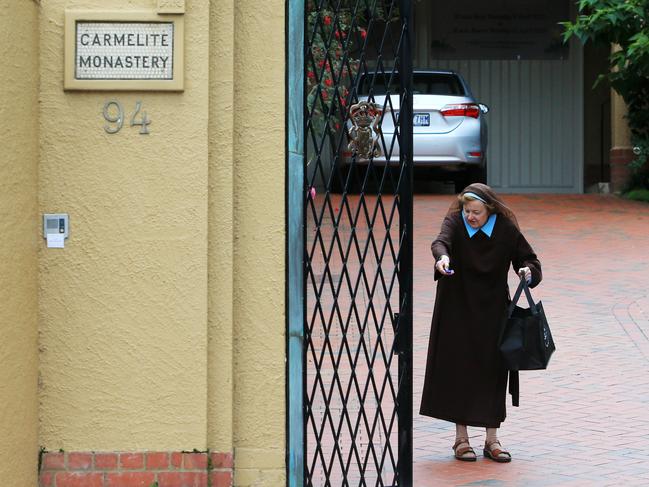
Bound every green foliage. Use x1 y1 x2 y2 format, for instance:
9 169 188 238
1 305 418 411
625 143 649 191
562 0 649 187
624 188 649 201
306 1 399 137
629 140 649 171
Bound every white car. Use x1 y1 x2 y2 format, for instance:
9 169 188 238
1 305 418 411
338 69 488 193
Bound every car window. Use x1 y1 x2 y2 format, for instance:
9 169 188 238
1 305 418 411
413 74 464 96
358 73 466 96
355 73 400 96
355 73 465 96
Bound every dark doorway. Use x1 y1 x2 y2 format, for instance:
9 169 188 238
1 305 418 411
583 42 611 191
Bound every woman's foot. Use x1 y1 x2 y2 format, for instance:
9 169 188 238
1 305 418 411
452 438 477 462
483 439 512 463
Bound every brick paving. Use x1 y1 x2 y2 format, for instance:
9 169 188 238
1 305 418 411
412 194 649 487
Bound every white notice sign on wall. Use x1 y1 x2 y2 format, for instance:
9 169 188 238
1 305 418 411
75 22 174 80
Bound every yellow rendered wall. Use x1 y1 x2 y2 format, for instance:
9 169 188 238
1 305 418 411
38 0 210 450
0 1 40 484
611 90 631 148
230 1 287 485
610 45 631 149
208 0 235 454
37 0 287 481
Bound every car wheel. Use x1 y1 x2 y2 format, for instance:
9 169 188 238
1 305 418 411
329 163 364 194
453 178 465 194
454 165 486 193
468 164 487 185
329 163 348 194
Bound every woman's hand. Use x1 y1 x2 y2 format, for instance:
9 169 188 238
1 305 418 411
436 255 454 275
518 266 531 283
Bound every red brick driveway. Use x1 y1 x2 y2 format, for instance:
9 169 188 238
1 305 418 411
413 194 649 486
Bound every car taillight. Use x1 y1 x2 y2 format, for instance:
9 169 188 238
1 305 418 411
440 103 480 119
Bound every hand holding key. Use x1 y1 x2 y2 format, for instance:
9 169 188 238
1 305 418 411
436 255 454 276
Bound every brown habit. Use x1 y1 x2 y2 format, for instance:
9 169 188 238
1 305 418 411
419 211 541 428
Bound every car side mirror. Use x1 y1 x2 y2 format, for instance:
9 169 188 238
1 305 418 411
479 103 489 114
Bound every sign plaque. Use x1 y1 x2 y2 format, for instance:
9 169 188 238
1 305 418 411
428 0 569 60
65 11 184 91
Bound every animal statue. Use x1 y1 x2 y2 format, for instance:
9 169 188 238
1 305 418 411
347 101 382 159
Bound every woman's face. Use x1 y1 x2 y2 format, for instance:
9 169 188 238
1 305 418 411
463 199 489 228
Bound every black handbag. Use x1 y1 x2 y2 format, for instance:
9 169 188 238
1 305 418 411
499 276 556 406
500 276 555 370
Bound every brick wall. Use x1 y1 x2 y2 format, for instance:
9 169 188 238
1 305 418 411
610 147 634 193
39 451 232 487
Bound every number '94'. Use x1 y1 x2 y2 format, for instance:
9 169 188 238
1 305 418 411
103 100 151 135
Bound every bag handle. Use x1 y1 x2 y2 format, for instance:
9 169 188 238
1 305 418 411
508 273 537 317
503 272 536 408
500 274 532 345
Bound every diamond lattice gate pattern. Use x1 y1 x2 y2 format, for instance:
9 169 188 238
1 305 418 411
303 1 413 485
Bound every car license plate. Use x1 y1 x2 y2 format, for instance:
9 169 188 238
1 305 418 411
413 113 430 126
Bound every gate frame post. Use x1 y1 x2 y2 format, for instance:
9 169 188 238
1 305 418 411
397 0 414 484
286 1 306 487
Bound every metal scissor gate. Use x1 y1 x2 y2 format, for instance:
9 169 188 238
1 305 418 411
287 1 413 485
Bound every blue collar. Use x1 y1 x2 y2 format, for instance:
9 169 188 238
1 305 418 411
462 212 497 238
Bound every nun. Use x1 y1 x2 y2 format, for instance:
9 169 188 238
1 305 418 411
420 183 542 462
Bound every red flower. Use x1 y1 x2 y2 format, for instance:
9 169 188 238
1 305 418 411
360 28 367 39
335 123 341 130
323 16 332 25
324 78 332 86
307 71 315 79
321 90 328 100
318 60 325 68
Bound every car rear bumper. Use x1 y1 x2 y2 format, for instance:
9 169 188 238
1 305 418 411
342 126 485 167
344 151 485 169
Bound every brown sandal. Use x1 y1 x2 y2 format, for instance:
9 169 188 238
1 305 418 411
483 440 512 463
452 438 477 462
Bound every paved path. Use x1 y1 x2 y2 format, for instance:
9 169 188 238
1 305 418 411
412 194 649 486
